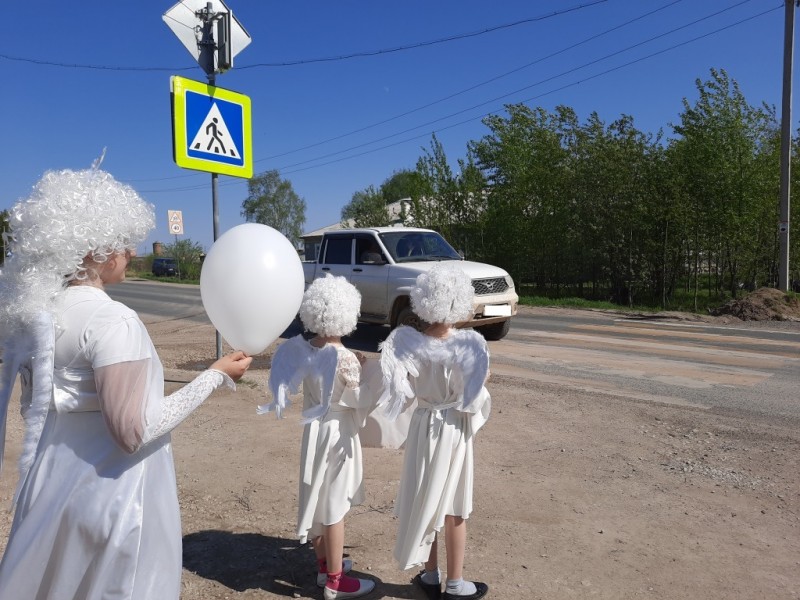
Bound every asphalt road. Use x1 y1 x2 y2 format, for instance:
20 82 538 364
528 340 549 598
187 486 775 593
110 279 800 422
492 308 800 422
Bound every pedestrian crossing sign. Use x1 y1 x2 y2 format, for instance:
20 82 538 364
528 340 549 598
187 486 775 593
171 76 253 178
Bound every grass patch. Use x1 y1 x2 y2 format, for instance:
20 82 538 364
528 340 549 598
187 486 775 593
518 295 659 312
513 294 728 314
127 271 199 285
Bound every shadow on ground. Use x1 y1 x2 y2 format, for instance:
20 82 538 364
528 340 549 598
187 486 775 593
183 529 419 598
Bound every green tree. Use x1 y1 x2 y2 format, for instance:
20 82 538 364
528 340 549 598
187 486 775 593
407 134 487 256
671 68 778 304
340 185 393 227
572 112 664 305
472 105 576 288
380 169 423 202
162 238 205 280
241 170 306 245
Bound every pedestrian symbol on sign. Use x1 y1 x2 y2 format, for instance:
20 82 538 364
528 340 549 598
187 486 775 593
170 76 252 178
189 103 241 159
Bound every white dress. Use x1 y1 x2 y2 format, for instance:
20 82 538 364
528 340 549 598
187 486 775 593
0 286 231 600
379 327 491 569
259 337 367 544
296 344 366 543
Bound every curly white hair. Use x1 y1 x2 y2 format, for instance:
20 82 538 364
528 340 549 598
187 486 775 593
410 264 474 325
0 167 154 332
299 274 362 337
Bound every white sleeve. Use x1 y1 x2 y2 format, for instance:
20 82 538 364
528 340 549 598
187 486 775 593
140 369 234 445
88 310 234 453
95 362 234 453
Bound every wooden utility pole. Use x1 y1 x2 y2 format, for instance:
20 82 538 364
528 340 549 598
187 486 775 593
779 0 797 291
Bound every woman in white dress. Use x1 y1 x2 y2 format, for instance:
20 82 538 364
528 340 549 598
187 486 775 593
379 264 491 600
258 274 375 600
0 166 252 599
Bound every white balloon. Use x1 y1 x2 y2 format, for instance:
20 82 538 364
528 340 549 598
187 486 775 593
200 223 304 355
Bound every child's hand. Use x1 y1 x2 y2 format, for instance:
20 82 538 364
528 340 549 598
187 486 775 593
355 351 367 365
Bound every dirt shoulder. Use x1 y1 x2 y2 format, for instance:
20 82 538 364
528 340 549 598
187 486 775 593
1 312 798 600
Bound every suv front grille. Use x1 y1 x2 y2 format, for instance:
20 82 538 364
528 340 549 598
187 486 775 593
472 277 509 295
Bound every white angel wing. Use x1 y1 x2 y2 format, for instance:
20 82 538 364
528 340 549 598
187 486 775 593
0 312 56 505
378 326 423 421
442 329 490 411
0 343 20 479
298 345 339 424
257 335 310 418
378 326 489 421
257 335 339 423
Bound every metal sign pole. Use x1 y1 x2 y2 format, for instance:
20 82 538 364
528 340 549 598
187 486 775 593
198 3 223 359
164 0 252 360
212 170 222 359
209 68 223 360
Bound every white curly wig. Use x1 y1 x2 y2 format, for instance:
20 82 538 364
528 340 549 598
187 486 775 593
410 264 474 325
299 274 362 337
0 167 154 333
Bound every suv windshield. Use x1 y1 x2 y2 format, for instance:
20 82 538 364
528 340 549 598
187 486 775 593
379 231 461 263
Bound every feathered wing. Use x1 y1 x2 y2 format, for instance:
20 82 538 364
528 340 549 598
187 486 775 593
258 335 310 418
444 329 490 411
257 335 339 422
378 326 422 421
378 326 489 421
0 312 56 505
0 341 22 480
298 345 339 424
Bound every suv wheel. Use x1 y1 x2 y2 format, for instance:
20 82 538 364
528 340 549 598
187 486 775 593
476 319 511 341
396 307 426 332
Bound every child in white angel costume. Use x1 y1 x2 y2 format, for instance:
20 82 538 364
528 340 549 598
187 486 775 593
0 165 252 599
379 264 491 600
258 274 375 600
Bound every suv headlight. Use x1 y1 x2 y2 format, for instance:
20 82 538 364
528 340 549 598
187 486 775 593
505 275 514 288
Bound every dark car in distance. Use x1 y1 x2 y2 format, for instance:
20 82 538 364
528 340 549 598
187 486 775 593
152 257 178 277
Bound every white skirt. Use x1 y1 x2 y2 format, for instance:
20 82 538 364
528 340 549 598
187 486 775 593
0 409 183 600
297 405 365 543
393 389 491 569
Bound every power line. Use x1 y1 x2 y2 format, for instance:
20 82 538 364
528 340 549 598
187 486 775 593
0 1 606 73
277 5 785 174
237 1 609 68
269 1 776 172
136 0 759 187
259 0 689 162
130 0 676 185
140 4 780 194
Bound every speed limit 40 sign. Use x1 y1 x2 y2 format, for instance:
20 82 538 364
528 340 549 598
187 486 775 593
168 210 184 235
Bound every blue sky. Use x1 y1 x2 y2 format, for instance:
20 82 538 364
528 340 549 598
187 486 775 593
0 0 792 253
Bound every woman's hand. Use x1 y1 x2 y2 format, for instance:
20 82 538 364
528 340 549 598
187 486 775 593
210 351 252 382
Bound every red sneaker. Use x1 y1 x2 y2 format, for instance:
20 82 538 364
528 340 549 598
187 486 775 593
323 572 376 599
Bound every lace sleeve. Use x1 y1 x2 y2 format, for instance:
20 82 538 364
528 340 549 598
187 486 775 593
337 349 361 389
96 362 234 453
141 369 234 446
